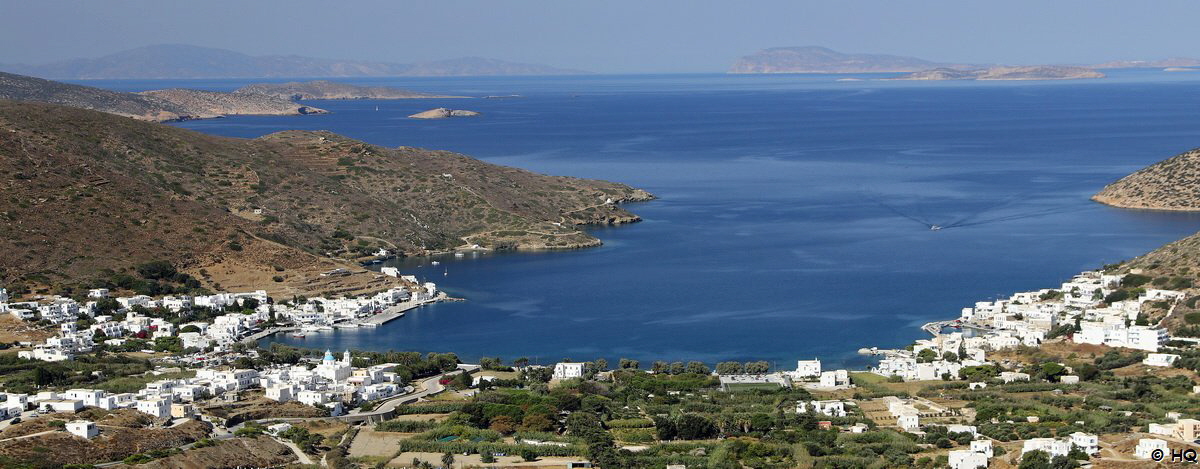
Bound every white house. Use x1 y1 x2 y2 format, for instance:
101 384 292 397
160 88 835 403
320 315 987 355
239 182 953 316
794 359 821 378
1135 438 1168 460
948 450 988 469
970 439 993 458
265 384 296 403
946 424 977 437
552 362 585 380
39 399 82 413
1070 432 1099 455
898 414 919 432
1000 372 1030 383
1143 353 1181 367
65 420 97 439
135 397 171 419
797 400 847 417
1022 438 1070 458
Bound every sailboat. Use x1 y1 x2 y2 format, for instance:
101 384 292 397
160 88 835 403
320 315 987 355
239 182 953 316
375 105 380 111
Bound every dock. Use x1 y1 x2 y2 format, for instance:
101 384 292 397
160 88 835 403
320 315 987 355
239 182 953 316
921 320 961 337
359 292 452 326
240 326 296 344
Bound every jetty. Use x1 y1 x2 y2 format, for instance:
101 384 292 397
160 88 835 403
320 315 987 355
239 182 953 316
240 326 297 344
360 292 454 326
921 320 961 337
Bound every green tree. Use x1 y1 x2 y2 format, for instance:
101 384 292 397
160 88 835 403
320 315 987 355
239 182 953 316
1019 450 1051 469
917 348 938 363
715 362 743 375
686 361 709 374
441 452 454 469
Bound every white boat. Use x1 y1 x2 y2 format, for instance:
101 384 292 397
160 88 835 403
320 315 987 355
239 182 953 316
454 251 465 258
929 225 942 231
431 261 441 266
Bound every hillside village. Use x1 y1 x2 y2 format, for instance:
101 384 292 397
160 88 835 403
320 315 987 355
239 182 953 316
0 263 1196 468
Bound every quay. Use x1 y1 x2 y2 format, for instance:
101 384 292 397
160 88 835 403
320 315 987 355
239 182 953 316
921 320 961 337
240 326 297 344
360 292 455 327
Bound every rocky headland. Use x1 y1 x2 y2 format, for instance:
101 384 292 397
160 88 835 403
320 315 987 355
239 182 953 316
235 80 465 100
1093 148 1200 211
0 71 324 121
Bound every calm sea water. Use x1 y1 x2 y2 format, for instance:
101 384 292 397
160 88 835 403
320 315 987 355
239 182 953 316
89 71 1200 368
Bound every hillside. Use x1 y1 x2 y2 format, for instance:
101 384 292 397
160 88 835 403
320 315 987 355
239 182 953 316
234 80 463 100
2 44 588 79
0 71 189 121
139 89 325 118
0 71 323 122
891 65 1104 81
729 46 972 74
1093 148 1200 210
0 101 651 296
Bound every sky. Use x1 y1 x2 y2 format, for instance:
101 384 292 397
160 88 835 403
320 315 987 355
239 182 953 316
3 0 1200 73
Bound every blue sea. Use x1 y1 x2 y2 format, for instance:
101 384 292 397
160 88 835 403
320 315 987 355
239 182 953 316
87 71 1200 368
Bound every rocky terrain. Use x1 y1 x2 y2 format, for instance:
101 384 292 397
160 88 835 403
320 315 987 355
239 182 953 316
0 409 209 467
408 107 481 119
0 101 651 296
1 44 588 79
0 71 324 121
1093 148 1200 210
0 71 189 121
140 88 325 118
111 436 297 469
235 80 464 100
729 46 974 73
892 65 1104 81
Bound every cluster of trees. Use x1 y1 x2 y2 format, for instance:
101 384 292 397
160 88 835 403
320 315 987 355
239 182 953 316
279 426 327 454
652 414 718 441
88 260 209 297
714 361 771 375
650 361 709 375
1018 449 1083 469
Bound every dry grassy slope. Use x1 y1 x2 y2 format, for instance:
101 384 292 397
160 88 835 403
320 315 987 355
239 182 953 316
0 100 651 293
1093 148 1200 210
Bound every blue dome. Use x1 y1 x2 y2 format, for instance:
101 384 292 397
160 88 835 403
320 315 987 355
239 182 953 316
323 349 334 361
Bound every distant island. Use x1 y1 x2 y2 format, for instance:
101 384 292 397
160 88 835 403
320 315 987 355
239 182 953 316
234 80 466 100
1092 57 1200 69
890 66 1104 81
409 108 481 119
729 46 976 74
0 44 590 79
0 71 323 121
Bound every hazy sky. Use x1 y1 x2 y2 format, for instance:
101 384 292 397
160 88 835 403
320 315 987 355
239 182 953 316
4 0 1200 73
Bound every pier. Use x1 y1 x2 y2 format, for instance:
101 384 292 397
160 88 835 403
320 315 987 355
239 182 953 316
921 320 961 337
240 326 296 344
360 292 453 326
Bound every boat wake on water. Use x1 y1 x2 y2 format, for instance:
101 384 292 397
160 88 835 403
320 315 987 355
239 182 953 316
861 191 1092 232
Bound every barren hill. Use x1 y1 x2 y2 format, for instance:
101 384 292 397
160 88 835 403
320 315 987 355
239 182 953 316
235 80 463 100
0 71 323 122
1093 148 1200 211
0 100 651 296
